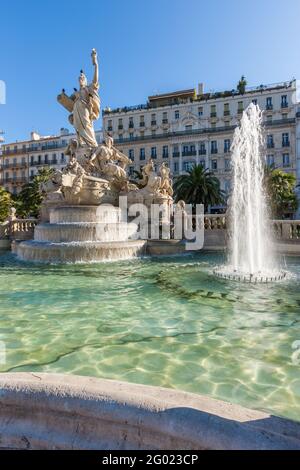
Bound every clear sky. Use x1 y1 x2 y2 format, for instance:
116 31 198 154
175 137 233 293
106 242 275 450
0 0 300 143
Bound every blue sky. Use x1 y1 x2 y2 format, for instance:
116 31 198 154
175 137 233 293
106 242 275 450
0 0 300 143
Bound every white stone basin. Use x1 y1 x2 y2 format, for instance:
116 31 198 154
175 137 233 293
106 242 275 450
0 373 300 450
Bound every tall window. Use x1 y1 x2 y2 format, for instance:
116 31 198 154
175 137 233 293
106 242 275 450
198 106 203 117
211 141 218 154
129 116 134 128
108 119 112 130
140 148 145 160
224 103 230 116
266 154 274 166
282 133 290 147
283 153 290 167
162 112 168 123
237 101 244 114
175 110 180 119
210 104 216 117
162 146 168 158
225 158 231 171
200 159 205 168
140 115 145 126
173 162 179 173
151 147 157 158
183 161 194 172
224 139 231 153
199 142 206 155
211 160 218 170
281 95 288 108
129 149 134 161
266 97 273 109
267 135 274 148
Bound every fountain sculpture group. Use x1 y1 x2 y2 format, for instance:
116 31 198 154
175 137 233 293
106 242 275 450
17 50 173 263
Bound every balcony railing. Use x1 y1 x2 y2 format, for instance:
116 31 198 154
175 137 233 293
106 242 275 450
211 149 218 154
140 122 145 127
112 119 295 145
281 103 288 108
267 143 274 148
266 104 273 110
151 121 157 126
1 162 28 170
237 108 243 114
118 125 123 130
1 143 67 155
210 112 217 118
107 126 113 131
129 122 134 128
282 141 290 147
4 177 27 183
182 151 196 156
162 153 169 158
223 110 230 116
162 119 168 124
199 149 206 155
173 152 180 157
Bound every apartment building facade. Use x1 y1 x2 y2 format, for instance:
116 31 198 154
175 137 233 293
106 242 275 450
0 128 103 194
102 80 299 202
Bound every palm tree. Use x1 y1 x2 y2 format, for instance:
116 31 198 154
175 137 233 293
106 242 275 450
16 167 55 218
173 164 225 211
264 166 298 218
0 186 12 222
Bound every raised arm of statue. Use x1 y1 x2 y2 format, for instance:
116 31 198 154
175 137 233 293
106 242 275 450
91 49 99 89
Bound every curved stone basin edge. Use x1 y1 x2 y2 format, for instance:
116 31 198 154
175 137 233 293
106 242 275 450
0 373 300 450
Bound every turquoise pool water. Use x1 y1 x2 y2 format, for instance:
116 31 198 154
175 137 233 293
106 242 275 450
0 250 300 421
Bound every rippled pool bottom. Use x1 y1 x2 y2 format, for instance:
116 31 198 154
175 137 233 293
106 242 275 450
0 250 300 422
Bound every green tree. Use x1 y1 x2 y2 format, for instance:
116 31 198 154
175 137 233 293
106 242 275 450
0 186 12 222
264 167 298 218
237 75 247 95
16 167 54 218
173 164 225 211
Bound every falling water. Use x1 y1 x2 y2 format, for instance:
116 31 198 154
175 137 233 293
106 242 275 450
215 104 285 282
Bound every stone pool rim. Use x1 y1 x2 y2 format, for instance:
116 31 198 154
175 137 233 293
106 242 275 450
0 372 300 450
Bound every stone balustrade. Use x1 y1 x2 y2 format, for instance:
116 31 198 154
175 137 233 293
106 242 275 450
273 220 300 240
1 215 300 245
0 218 38 241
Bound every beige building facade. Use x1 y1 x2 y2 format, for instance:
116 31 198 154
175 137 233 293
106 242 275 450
0 129 103 195
103 80 299 206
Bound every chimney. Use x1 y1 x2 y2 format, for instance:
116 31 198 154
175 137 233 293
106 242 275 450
198 83 204 95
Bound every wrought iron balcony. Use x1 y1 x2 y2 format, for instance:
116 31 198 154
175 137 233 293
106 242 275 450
211 148 218 154
282 141 290 147
173 152 180 157
210 112 217 118
198 149 206 155
223 110 230 116
182 150 196 156
118 125 123 130
267 142 274 148
281 102 288 108
266 104 273 110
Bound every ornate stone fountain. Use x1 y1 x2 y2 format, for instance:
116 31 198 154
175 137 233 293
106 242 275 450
17 50 173 263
